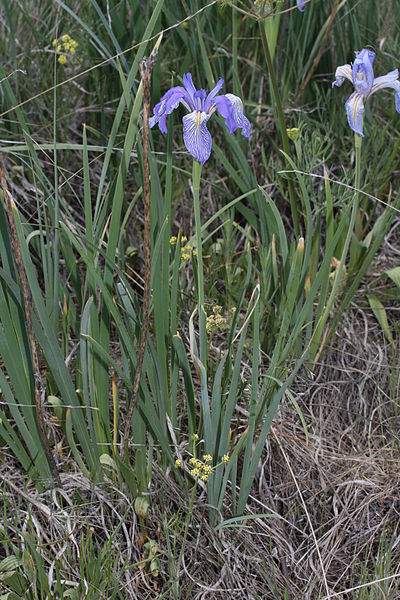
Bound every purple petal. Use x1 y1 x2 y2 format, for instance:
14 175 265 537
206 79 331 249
371 69 400 113
213 95 237 134
352 48 376 97
345 91 365 136
297 0 306 10
225 93 251 137
332 64 353 88
183 72 197 104
194 89 207 111
204 78 224 111
149 86 191 134
182 110 212 164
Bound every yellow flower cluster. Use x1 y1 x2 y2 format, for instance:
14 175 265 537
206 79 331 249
206 305 227 334
52 34 78 65
175 451 230 483
169 234 197 261
188 456 211 481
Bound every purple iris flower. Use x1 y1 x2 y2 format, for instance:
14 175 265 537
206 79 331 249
297 0 306 10
149 72 250 164
332 48 400 136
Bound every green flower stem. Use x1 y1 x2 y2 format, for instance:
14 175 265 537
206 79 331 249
176 480 198 590
259 19 300 237
311 133 362 358
193 160 204 306
192 160 207 365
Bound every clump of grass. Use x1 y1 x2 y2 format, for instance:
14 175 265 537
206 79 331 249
0 0 400 597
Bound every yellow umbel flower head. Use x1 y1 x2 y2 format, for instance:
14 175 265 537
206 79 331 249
53 34 78 66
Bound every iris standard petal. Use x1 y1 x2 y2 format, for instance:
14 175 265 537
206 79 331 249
182 111 212 164
149 86 192 133
225 93 251 137
204 78 224 112
332 64 353 88
371 69 400 113
352 48 376 97
297 0 306 10
345 91 365 136
194 89 207 111
182 72 197 105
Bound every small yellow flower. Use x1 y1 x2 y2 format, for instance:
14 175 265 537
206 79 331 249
63 42 71 51
169 236 177 245
52 39 58 47
189 457 197 466
206 315 216 334
200 474 208 482
58 55 67 65
181 236 187 244
70 47 76 56
202 465 212 474
222 454 230 464
195 459 202 469
213 305 222 315
190 468 200 477
56 44 62 52
203 454 212 463
215 315 227 329
192 433 199 442
61 34 70 42
181 253 190 261
175 459 182 468
287 127 300 142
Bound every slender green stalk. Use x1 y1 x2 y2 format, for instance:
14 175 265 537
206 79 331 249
311 133 362 363
52 59 59 333
259 19 300 236
193 161 203 306
192 160 207 366
175 480 198 597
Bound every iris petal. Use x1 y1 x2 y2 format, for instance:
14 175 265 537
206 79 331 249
225 94 251 137
182 111 212 164
352 48 375 97
332 64 353 88
297 0 306 10
204 78 224 112
213 95 237 134
371 69 400 113
149 87 192 134
345 92 365 136
182 72 197 105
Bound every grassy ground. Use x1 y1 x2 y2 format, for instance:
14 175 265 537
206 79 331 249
0 0 400 598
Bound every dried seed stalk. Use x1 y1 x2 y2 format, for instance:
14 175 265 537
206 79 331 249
121 53 157 461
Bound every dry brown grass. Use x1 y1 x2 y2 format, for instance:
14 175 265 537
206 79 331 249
2 232 400 599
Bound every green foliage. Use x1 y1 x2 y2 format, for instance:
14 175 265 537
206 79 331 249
0 0 399 536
